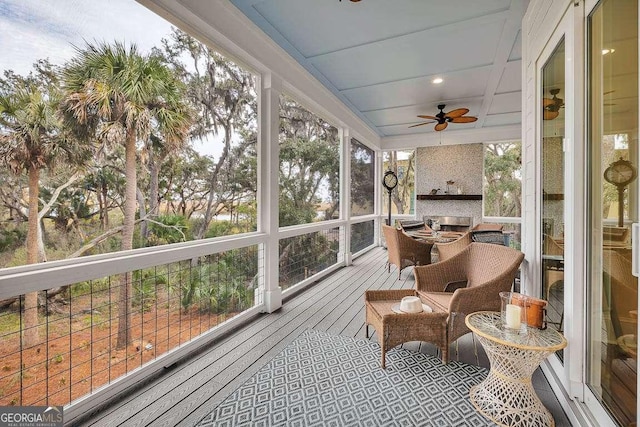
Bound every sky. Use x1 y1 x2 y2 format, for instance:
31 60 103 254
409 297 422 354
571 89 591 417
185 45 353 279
0 0 222 157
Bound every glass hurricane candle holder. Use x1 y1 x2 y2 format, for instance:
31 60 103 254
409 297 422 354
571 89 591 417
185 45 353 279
500 291 528 334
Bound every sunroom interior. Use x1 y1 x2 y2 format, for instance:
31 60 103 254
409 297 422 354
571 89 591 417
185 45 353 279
0 0 585 426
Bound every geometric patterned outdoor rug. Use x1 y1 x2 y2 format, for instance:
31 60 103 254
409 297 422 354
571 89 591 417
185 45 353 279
196 329 493 426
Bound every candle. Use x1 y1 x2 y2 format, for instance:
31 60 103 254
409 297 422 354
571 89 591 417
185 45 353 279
505 304 522 329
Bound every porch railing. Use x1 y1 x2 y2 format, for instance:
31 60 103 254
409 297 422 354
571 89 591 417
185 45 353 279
0 217 378 421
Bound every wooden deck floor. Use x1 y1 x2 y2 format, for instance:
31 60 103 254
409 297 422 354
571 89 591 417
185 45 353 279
79 247 571 426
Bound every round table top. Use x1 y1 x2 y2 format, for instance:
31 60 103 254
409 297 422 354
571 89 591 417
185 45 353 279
406 230 461 243
465 311 567 352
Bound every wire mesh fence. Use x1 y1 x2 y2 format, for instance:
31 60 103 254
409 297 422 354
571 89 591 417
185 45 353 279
350 220 375 254
278 228 340 290
0 245 260 407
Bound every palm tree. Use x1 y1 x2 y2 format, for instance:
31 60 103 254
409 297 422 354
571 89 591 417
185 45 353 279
0 79 87 347
61 41 192 348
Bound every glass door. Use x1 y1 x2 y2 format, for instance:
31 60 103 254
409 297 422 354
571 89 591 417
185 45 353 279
587 1 638 425
541 39 566 362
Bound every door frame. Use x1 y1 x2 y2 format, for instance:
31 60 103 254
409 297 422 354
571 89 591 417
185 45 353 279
581 0 640 425
534 0 585 399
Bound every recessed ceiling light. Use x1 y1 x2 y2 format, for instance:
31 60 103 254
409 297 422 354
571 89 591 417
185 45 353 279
432 77 443 84
602 48 616 55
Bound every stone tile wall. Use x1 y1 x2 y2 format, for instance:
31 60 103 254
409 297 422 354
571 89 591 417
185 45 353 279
415 144 484 226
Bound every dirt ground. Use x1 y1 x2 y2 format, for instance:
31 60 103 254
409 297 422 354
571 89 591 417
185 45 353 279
0 297 235 407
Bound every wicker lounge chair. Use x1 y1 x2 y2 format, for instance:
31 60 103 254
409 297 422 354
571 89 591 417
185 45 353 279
382 224 433 279
413 242 524 361
434 232 472 262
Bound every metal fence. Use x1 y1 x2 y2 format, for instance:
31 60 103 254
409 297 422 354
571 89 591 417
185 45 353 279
0 244 260 408
278 227 340 290
350 220 375 254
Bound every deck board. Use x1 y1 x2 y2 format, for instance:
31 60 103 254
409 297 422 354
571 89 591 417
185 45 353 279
78 247 570 427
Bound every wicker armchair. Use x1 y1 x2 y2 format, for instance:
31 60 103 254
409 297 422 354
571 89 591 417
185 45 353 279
398 219 433 233
471 222 504 231
382 224 433 279
543 234 564 299
434 232 472 262
413 242 524 361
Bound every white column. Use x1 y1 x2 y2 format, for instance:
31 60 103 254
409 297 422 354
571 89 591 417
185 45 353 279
339 128 352 266
375 150 384 245
258 73 282 313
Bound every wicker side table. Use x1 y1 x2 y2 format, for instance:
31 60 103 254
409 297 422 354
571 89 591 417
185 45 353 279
364 289 448 368
465 311 567 427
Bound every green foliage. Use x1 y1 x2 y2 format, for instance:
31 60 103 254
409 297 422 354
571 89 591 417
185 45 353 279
216 277 253 313
0 311 21 335
350 141 375 214
132 269 167 311
279 232 336 287
205 221 235 239
147 214 189 246
0 226 26 252
0 33 347 322
383 151 415 215
484 143 522 217
278 95 340 227
4 247 27 268
176 249 257 313
69 279 110 298
278 196 316 228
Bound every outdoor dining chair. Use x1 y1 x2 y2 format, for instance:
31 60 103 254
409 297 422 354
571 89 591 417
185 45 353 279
382 224 433 279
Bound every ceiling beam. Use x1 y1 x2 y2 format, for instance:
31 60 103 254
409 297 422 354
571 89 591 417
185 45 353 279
476 0 525 127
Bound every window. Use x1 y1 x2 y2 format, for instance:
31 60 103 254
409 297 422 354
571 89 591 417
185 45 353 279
278 94 340 227
350 139 375 216
382 150 415 215
483 142 522 249
483 142 522 218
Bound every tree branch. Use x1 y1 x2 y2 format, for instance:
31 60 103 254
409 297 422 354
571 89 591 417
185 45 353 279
38 171 82 221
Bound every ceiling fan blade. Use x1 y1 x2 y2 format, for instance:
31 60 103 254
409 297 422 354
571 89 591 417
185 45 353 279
543 110 560 120
444 108 469 118
417 115 438 120
408 121 435 128
603 90 615 96
435 122 448 131
450 116 477 123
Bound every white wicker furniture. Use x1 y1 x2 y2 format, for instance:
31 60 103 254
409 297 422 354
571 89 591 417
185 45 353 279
465 311 567 427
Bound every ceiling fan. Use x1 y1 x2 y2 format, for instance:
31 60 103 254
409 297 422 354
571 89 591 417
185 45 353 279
409 104 478 131
543 88 564 120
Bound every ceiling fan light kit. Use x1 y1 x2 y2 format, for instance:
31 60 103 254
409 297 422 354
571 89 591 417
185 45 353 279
543 88 564 120
410 104 478 131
